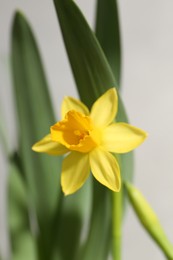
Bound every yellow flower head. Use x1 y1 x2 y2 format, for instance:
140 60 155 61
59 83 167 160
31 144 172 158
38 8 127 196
32 88 147 195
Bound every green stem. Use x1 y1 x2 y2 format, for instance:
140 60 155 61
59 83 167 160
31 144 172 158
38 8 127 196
112 189 122 260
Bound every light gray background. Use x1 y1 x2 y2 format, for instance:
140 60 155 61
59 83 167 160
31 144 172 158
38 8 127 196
1 0 173 259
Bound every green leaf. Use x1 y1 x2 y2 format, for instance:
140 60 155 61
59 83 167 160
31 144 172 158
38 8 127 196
11 12 62 258
8 156 37 260
53 0 133 259
54 0 117 109
53 178 92 260
125 182 173 260
77 183 111 260
95 0 121 86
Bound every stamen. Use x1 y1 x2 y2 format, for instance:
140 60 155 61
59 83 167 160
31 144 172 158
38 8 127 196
74 130 81 136
74 130 89 140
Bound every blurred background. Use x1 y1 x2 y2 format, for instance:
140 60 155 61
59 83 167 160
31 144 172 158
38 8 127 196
1 0 173 259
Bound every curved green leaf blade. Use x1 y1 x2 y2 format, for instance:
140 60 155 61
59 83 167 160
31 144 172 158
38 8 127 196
11 12 62 258
8 156 37 260
53 179 92 260
54 0 116 109
95 0 121 86
77 183 111 260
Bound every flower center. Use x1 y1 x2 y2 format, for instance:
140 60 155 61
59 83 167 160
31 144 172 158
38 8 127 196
51 110 101 153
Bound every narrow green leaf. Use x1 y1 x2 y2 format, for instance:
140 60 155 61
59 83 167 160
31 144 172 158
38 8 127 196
53 179 92 260
125 182 173 260
54 0 117 109
53 0 133 259
95 0 121 86
77 183 111 260
11 12 62 258
8 156 37 260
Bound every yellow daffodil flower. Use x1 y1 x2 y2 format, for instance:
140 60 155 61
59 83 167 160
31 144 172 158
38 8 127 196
32 88 147 195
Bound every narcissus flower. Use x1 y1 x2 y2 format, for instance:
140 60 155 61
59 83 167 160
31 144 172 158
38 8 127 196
32 88 147 195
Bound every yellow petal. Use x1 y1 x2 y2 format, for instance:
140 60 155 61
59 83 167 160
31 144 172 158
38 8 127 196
61 152 90 195
32 134 68 155
102 123 148 153
61 96 89 118
89 148 121 192
90 88 118 127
